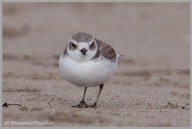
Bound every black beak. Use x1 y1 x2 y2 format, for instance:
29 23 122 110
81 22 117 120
80 48 87 56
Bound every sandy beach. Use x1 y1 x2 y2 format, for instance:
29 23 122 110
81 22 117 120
2 3 190 126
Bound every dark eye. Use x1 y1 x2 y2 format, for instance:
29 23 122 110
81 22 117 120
69 42 77 50
90 41 96 50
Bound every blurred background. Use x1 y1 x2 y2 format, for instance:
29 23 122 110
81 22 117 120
2 3 190 127
3 3 190 69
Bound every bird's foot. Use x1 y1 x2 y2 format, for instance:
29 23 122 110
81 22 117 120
72 100 89 108
89 102 97 108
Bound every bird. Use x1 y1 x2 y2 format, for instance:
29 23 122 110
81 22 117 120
59 32 119 108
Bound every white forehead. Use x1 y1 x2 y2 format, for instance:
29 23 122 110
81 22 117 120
78 43 89 49
70 39 94 47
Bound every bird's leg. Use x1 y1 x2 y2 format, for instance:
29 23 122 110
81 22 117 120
72 87 89 108
90 84 104 108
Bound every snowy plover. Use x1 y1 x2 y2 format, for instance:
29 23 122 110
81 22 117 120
59 32 119 108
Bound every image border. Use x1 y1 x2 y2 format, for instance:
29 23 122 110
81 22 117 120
0 0 191 128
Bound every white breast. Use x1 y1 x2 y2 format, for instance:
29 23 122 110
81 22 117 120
59 54 118 87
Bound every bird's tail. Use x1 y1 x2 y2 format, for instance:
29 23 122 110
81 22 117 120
116 54 125 58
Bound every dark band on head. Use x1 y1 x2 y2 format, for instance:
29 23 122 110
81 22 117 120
63 46 68 55
92 48 100 59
